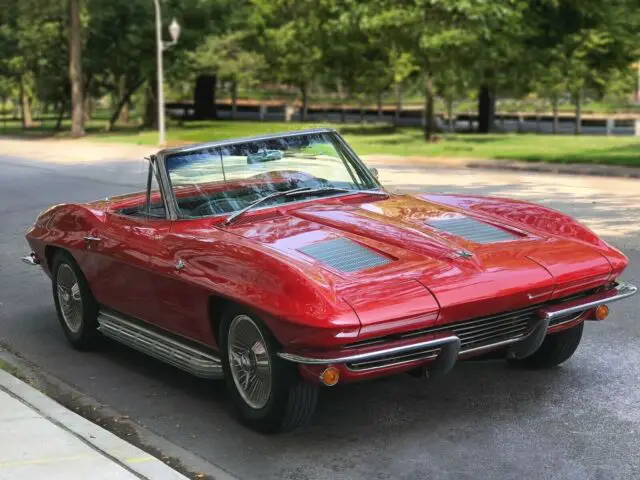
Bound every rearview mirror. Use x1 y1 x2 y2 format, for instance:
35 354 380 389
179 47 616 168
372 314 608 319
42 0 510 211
369 167 379 180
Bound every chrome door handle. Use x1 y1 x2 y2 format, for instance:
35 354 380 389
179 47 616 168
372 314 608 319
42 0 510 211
83 236 101 242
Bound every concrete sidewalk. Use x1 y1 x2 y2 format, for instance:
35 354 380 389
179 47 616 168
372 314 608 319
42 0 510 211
0 370 186 480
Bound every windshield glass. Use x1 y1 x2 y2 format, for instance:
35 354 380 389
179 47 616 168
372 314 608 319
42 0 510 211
164 131 378 218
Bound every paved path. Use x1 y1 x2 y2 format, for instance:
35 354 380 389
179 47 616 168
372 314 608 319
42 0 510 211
0 370 186 479
0 149 639 480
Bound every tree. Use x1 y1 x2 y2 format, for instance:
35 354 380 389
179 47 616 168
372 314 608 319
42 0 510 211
250 0 327 121
83 0 229 129
363 0 522 140
189 32 265 119
524 0 640 135
0 0 69 129
68 0 85 137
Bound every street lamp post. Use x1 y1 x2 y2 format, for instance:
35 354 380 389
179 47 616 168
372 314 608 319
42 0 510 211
152 0 180 146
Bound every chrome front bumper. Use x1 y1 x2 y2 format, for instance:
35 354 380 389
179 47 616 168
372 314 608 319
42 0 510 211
539 282 637 320
21 252 40 266
278 282 637 376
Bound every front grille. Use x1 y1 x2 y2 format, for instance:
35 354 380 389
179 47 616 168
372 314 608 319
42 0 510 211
412 308 533 352
426 216 518 244
299 238 391 272
346 288 599 361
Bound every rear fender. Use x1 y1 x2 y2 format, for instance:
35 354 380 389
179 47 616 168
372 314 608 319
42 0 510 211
25 203 106 274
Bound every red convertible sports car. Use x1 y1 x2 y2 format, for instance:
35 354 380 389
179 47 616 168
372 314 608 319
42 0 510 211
23 128 636 433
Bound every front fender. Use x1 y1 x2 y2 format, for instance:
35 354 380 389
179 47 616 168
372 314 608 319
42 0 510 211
418 193 628 279
165 229 361 349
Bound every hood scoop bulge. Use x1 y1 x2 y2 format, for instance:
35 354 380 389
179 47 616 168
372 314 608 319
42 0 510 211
425 215 518 244
299 238 391 272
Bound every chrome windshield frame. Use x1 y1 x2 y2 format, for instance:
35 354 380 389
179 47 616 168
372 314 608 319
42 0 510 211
153 128 382 221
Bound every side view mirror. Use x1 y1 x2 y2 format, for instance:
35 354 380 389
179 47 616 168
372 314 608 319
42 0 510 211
369 167 379 180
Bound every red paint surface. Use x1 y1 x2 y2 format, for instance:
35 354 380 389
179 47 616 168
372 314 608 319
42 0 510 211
25 186 629 382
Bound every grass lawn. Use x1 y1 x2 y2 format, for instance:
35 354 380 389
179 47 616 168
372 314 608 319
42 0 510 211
1 118 639 166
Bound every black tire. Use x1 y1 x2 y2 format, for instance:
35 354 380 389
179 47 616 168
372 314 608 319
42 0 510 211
51 250 102 350
508 322 584 369
219 306 318 433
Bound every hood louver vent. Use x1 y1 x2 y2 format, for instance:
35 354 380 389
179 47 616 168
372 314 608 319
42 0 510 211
299 238 391 272
426 216 517 244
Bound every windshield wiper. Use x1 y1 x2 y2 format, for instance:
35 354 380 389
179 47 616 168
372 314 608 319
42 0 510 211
224 186 388 226
297 187 389 197
224 187 312 225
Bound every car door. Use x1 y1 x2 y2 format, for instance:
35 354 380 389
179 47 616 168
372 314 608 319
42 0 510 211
81 164 171 325
142 227 217 346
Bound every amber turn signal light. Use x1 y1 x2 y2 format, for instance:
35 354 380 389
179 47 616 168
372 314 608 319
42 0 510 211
320 366 340 386
595 304 609 321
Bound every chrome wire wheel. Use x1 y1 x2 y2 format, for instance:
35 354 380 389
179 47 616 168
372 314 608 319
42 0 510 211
56 263 83 333
228 314 272 410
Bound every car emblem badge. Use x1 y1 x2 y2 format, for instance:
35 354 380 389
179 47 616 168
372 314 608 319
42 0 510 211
456 250 474 259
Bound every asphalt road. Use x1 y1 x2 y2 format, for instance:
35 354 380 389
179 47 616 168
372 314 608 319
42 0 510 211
1 154 639 480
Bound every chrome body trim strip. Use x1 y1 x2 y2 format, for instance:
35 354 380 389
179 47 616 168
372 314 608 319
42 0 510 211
97 310 223 379
157 127 337 156
346 349 440 372
548 312 584 328
540 283 637 320
277 335 460 365
21 253 40 266
458 336 527 357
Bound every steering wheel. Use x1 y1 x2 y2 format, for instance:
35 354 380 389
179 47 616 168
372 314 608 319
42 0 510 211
190 198 234 217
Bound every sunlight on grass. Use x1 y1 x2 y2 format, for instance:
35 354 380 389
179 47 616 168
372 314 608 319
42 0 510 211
2 118 639 166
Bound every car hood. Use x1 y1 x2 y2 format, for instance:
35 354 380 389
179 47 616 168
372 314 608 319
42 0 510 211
226 193 613 337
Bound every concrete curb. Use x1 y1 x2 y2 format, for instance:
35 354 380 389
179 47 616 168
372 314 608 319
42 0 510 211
0 369 188 480
464 160 640 179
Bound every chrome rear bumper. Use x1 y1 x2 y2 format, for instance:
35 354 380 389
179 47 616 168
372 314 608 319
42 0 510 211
278 282 637 374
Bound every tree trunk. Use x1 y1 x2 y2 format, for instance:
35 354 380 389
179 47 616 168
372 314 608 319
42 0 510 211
447 97 454 133
552 95 559 134
574 88 582 135
55 101 66 130
19 77 33 128
118 75 129 124
68 0 85 137
230 81 238 120
477 85 494 134
394 83 403 125
108 79 145 131
84 96 93 122
120 100 129 124
423 71 435 141
377 91 383 120
300 83 309 121
144 80 158 129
